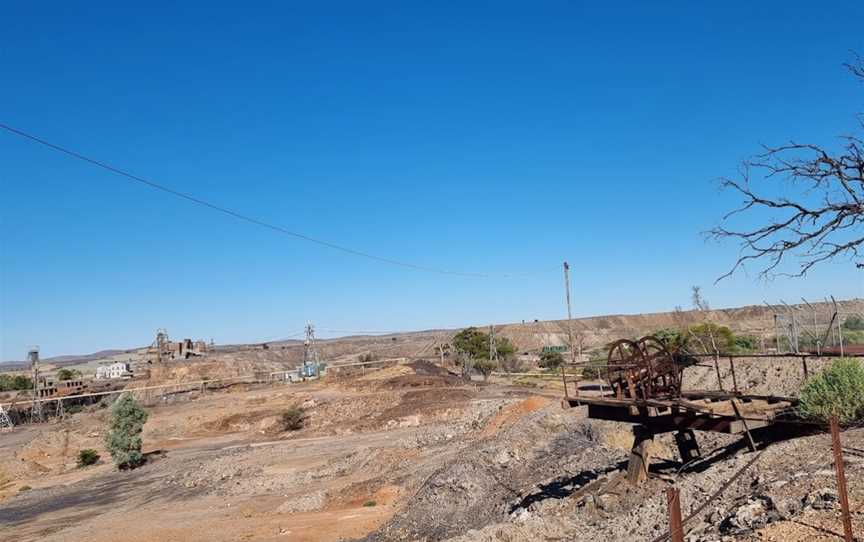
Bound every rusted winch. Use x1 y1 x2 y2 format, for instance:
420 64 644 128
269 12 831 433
606 335 688 400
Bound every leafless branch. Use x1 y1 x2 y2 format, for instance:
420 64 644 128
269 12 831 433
709 57 864 280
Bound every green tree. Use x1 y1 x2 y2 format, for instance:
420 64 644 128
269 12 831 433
452 327 514 360
105 394 149 470
453 327 488 359
57 368 82 381
539 350 564 369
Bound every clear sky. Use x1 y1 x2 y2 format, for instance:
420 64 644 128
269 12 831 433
2 2 863 360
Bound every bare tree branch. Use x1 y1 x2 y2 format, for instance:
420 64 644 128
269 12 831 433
709 57 864 280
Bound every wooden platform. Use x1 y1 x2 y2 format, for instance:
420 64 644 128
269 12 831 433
562 391 801 435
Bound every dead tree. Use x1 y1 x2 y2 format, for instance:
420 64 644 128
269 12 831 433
710 57 864 280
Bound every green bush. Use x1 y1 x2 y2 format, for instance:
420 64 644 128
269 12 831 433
842 330 864 345
843 315 864 331
539 350 564 369
798 358 864 424
77 449 100 467
686 323 736 354
281 406 305 431
363 500 377 507
105 394 149 470
733 335 759 353
653 328 685 349
57 368 82 381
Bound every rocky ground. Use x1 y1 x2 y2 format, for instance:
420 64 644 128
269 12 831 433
1 359 862 542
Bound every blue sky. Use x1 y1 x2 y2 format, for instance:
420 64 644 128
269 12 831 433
2 2 863 359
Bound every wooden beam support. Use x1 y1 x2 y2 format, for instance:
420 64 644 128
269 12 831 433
627 425 653 485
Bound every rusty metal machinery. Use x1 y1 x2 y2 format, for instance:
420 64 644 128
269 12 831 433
607 335 689 400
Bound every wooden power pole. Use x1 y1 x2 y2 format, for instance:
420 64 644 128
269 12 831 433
563 262 576 363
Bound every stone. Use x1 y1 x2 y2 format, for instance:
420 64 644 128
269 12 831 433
804 488 838 510
720 497 776 533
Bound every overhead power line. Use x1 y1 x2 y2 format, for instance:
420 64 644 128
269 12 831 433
1 122 552 278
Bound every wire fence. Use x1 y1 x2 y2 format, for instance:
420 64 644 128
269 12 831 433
654 416 856 542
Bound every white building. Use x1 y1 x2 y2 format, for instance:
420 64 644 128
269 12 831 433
95 362 132 380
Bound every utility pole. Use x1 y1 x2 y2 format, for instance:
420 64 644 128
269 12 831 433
489 325 498 364
28 346 42 423
563 262 576 363
831 296 844 356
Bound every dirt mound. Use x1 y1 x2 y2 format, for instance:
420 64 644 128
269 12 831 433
478 396 549 437
383 374 466 389
381 362 465 389
362 407 619 542
202 409 284 434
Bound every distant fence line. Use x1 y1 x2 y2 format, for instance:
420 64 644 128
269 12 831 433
1 357 415 414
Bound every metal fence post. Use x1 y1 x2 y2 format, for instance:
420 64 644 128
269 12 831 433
830 416 854 542
666 487 685 542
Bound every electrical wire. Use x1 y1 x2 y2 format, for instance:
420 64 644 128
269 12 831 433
0 122 557 279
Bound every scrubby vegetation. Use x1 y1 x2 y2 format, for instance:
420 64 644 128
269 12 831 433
471 358 497 380
498 355 527 373
281 406 306 431
798 358 864 424
844 315 864 331
539 350 564 369
105 394 149 470
0 374 33 391
57 368 82 381
77 449 100 467
652 324 758 354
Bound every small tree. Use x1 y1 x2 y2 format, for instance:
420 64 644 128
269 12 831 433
453 327 490 359
687 322 736 354
452 327 514 360
57 368 82 381
539 350 564 369
105 394 149 470
77 449 100 467
798 358 864 425
472 358 497 381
